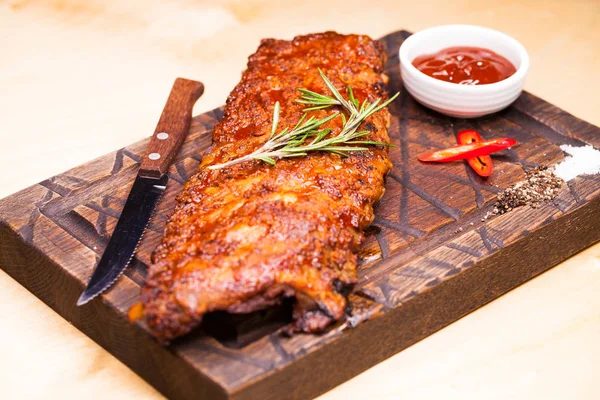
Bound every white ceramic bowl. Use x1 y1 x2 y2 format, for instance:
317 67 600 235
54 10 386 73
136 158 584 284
399 24 529 118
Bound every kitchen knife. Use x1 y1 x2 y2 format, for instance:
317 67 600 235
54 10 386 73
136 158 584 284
77 78 204 306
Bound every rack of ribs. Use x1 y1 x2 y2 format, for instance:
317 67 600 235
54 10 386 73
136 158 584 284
140 31 393 341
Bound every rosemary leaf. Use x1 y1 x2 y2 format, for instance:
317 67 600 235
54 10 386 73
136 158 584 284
347 86 359 109
270 101 280 139
346 140 395 146
256 156 276 165
319 146 369 152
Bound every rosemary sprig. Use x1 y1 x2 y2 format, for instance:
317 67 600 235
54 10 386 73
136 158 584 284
208 69 399 170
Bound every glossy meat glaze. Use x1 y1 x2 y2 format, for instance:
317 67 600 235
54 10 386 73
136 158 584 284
141 32 392 341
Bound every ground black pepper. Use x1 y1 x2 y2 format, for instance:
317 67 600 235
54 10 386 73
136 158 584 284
494 167 563 214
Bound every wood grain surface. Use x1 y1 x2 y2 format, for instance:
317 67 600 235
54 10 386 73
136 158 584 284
1 28 599 400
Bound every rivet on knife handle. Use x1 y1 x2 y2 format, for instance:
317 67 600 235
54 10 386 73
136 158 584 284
139 78 204 178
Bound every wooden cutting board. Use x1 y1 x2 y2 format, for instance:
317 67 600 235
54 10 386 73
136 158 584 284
1 30 599 400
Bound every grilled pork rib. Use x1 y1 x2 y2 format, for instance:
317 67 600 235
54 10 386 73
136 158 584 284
141 32 392 341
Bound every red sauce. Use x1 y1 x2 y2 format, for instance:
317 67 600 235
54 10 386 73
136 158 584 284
267 88 285 103
412 46 516 85
232 123 257 139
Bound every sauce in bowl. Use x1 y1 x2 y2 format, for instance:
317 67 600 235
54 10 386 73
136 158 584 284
412 46 516 85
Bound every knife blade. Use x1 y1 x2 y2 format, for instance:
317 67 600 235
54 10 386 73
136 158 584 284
77 78 204 306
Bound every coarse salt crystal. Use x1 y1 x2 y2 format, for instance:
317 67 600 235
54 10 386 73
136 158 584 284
554 145 600 181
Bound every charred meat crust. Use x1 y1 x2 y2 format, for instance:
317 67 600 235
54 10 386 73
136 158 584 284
141 31 392 342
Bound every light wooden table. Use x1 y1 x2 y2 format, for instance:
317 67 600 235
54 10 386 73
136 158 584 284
1 0 599 399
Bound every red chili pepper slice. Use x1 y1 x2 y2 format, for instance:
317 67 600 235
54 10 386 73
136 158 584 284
417 138 517 162
457 130 493 177
456 129 484 144
466 155 493 177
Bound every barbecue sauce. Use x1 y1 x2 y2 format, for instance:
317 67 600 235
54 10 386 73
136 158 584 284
412 46 516 85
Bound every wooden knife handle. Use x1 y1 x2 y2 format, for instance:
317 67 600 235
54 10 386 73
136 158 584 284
139 78 204 178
